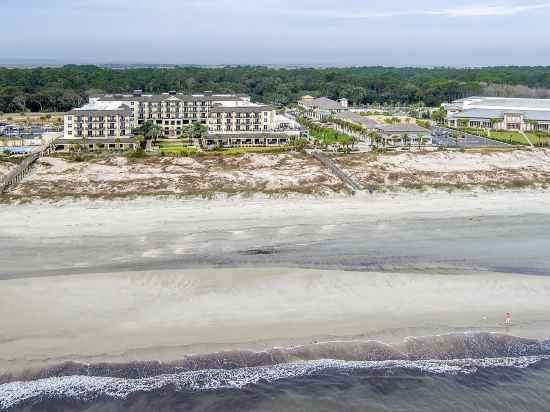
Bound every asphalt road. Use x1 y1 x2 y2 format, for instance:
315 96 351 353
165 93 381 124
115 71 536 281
433 126 510 148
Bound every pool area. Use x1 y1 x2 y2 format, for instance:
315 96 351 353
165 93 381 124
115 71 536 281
0 146 38 154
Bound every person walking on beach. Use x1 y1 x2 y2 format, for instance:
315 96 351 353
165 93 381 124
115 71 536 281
505 312 512 326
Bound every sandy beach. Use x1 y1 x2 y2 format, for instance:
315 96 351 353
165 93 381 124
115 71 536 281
1 190 550 377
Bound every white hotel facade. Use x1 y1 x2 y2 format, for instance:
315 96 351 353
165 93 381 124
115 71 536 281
445 97 550 132
62 91 301 150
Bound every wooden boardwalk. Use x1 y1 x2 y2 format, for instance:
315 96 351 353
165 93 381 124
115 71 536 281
309 151 363 193
0 137 59 193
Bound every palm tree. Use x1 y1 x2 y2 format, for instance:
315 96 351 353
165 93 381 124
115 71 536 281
368 131 382 149
145 124 163 145
80 136 88 152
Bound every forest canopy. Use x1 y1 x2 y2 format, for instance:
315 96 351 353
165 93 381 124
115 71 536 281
2 65 550 113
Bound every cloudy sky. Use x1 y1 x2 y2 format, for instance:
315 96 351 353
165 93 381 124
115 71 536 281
2 0 550 66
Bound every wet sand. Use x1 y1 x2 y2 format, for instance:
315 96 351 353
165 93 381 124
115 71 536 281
1 191 550 375
2 267 550 374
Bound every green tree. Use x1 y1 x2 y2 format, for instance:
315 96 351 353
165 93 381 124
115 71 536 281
189 122 207 140
431 107 447 123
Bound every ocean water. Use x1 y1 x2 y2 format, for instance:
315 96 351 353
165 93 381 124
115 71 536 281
2 333 550 411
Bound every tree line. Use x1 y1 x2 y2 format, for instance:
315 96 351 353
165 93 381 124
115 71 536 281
2 65 550 113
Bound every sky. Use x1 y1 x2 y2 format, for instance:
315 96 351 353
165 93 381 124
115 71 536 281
2 0 550 67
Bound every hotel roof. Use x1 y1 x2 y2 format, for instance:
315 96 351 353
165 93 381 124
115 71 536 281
333 111 379 129
460 97 550 112
299 97 345 111
449 108 550 122
98 93 248 103
68 101 132 115
377 124 432 134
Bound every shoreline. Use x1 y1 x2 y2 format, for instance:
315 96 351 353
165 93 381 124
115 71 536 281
2 190 550 376
0 191 550 371
1 266 550 376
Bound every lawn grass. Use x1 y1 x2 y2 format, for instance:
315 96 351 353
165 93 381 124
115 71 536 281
488 131 529 145
526 132 550 147
159 146 199 156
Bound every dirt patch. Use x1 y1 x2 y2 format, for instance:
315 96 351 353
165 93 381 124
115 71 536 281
6 153 343 201
334 149 550 190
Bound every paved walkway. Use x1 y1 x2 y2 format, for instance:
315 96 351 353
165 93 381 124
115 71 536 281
520 131 534 147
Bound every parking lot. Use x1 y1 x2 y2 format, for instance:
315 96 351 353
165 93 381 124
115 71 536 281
433 126 510 148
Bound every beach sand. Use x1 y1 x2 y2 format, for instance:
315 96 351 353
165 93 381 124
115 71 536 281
2 267 550 375
1 190 550 376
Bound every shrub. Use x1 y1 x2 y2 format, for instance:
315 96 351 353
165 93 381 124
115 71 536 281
159 146 198 156
126 148 146 158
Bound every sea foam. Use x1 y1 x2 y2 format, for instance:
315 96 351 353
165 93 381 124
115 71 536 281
1 355 549 410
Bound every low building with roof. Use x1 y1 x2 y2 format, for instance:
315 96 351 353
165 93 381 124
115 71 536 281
54 138 138 153
444 97 550 132
329 112 380 145
298 96 349 120
375 123 434 148
199 133 291 149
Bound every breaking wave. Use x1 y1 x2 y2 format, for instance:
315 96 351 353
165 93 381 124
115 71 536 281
1 332 550 410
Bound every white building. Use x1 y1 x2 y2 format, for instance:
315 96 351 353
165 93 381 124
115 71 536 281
445 97 550 132
64 91 251 140
298 96 349 120
62 91 300 150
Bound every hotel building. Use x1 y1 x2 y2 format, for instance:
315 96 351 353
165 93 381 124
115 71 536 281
61 91 299 150
445 97 550 132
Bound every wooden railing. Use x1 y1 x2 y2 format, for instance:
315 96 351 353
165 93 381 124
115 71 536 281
0 138 58 193
309 151 362 193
